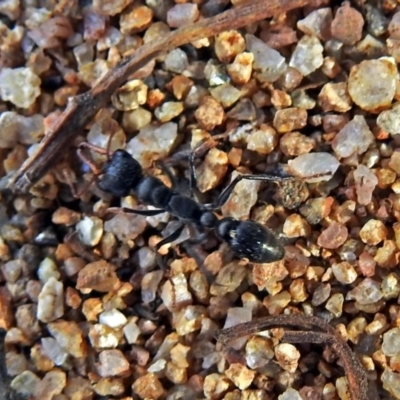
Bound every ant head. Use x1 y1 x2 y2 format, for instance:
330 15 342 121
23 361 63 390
98 149 143 197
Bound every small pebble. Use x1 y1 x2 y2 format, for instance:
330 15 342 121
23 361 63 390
331 2 364 45
289 35 324 76
348 59 397 112
92 0 131 16
164 48 188 74
288 152 339 182
126 122 178 168
359 219 388 245
318 82 352 112
274 343 300 373
297 8 332 41
76 261 121 292
154 101 184 122
225 363 255 390
0 67 41 108
332 115 374 158
167 3 199 28
317 222 348 250
215 31 245 63
99 309 128 329
194 96 224 130
97 349 130 377
76 216 103 247
37 277 64 323
246 34 286 82
273 107 307 133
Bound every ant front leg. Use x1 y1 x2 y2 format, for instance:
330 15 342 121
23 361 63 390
206 173 295 211
153 223 185 270
107 207 185 269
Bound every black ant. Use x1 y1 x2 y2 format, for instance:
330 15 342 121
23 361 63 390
73 138 293 264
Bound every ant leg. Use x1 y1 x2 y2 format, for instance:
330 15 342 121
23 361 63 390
107 207 166 216
68 173 98 198
153 223 185 270
65 148 102 198
77 148 102 175
206 173 294 211
188 133 229 194
78 142 108 156
153 224 185 252
154 160 179 190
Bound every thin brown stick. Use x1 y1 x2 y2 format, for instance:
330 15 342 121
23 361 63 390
216 314 368 400
8 0 316 193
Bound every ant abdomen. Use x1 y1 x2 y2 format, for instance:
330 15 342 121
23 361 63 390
216 218 284 263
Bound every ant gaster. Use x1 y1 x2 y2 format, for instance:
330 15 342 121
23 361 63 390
76 141 292 264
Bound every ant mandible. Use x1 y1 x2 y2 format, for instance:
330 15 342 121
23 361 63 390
74 137 293 264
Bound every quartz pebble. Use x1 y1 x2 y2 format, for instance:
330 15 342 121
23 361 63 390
246 125 278 154
348 59 397 112
112 79 148 111
318 82 352 112
132 373 164 399
97 349 130 377
99 309 127 329
167 3 199 28
76 216 103 247
196 147 228 192
348 278 383 305
283 214 311 238
0 112 44 149
382 328 400 357
354 165 378 206
210 83 242 108
221 171 261 220
10 370 40 397
280 131 315 156
225 363 255 390
215 31 245 63
92 0 131 16
164 48 188 73
332 115 375 158
359 219 388 245
273 107 307 133
288 152 339 182
203 373 231 399
34 369 66 400
0 67 41 108
154 101 184 122
297 8 332 41
246 34 286 82
76 261 121 292
47 320 85 358
195 96 224 130
381 368 400 399
279 388 303 400
126 122 178 168
289 35 324 76
37 277 64 323
227 52 254 84
377 102 400 136
274 343 300 373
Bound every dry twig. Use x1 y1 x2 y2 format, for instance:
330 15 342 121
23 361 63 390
216 314 368 400
9 0 316 193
